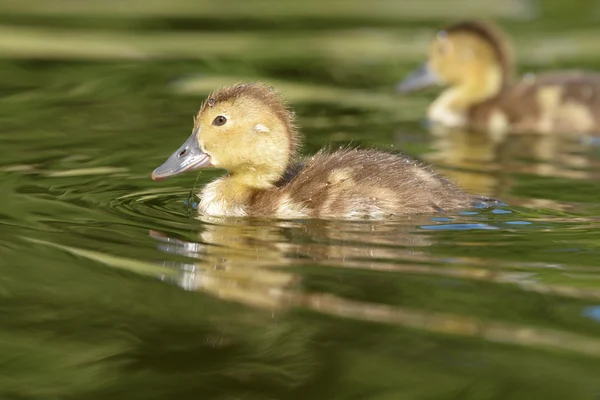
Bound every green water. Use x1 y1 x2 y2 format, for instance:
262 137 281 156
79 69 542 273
2 1 600 399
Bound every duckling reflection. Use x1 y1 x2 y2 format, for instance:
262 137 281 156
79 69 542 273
421 125 504 197
411 124 600 209
398 20 600 136
154 213 600 305
149 219 600 358
151 215 441 308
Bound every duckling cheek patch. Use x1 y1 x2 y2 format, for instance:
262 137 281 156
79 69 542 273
253 124 270 133
436 31 452 54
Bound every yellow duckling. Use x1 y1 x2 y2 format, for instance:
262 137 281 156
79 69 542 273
397 20 600 135
152 83 493 219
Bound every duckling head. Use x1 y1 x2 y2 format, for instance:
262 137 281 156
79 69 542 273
152 83 300 188
397 20 514 101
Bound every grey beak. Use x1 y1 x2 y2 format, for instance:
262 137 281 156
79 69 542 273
396 63 440 93
151 128 212 181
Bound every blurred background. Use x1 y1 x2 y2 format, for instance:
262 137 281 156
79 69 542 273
2 0 600 399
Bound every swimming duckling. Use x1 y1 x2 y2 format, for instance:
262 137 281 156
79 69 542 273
397 20 600 135
152 83 492 219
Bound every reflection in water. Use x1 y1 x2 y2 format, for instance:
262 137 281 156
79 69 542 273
149 215 600 358
5 2 600 397
151 216 434 309
417 125 600 208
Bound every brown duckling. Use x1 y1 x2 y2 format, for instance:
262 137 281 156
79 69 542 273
397 20 600 135
152 83 493 219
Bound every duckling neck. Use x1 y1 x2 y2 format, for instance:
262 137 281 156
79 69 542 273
459 64 505 104
430 65 504 126
197 170 280 217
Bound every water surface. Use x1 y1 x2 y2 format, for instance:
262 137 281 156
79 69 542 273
2 2 600 399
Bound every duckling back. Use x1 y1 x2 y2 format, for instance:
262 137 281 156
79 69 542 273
488 71 600 134
248 148 482 219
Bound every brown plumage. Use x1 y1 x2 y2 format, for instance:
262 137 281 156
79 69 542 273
152 82 496 219
245 148 478 217
397 20 600 135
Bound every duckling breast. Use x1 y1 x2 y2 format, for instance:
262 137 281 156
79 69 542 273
428 89 469 127
198 179 248 217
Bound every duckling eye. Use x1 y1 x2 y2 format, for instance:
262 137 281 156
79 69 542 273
212 116 227 126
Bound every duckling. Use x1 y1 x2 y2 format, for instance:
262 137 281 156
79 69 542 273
397 20 600 135
152 83 493 219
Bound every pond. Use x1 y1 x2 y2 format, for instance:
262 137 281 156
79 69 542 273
1 1 600 399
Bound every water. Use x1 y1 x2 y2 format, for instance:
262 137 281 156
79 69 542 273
2 2 600 399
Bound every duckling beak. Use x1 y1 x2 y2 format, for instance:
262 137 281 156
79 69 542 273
151 129 212 181
396 63 440 93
